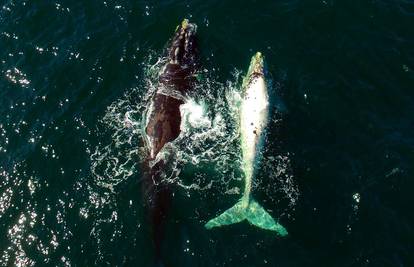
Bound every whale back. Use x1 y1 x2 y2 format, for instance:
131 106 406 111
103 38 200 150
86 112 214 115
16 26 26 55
146 19 199 159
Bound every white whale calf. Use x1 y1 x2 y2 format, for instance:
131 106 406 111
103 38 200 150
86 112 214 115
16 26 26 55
205 52 287 236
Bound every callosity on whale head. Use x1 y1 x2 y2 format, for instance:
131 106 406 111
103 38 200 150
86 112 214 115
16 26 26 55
168 19 198 67
160 19 199 91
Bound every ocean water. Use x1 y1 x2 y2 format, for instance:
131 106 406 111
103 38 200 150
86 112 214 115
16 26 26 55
1 1 413 266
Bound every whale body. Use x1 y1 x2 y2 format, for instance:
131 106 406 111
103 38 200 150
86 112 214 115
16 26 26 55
145 19 198 160
205 52 287 236
142 19 199 264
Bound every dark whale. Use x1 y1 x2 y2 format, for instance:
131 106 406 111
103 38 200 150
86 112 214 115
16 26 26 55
142 19 198 265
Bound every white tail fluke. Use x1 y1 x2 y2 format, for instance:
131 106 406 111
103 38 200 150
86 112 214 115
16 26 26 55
205 198 288 236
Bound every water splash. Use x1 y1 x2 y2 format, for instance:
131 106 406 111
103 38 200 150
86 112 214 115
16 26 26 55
90 53 161 191
4 68 30 88
89 50 298 226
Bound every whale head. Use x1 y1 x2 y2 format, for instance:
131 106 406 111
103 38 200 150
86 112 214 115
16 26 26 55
243 52 265 89
168 19 198 68
250 52 264 74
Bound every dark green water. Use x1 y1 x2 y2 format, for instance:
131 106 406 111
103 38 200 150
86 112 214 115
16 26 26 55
1 1 414 266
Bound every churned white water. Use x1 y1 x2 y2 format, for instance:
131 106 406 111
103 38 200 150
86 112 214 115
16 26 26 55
89 52 298 215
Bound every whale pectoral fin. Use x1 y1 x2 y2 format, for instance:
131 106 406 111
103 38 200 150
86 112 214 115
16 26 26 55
246 200 288 236
205 200 245 229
